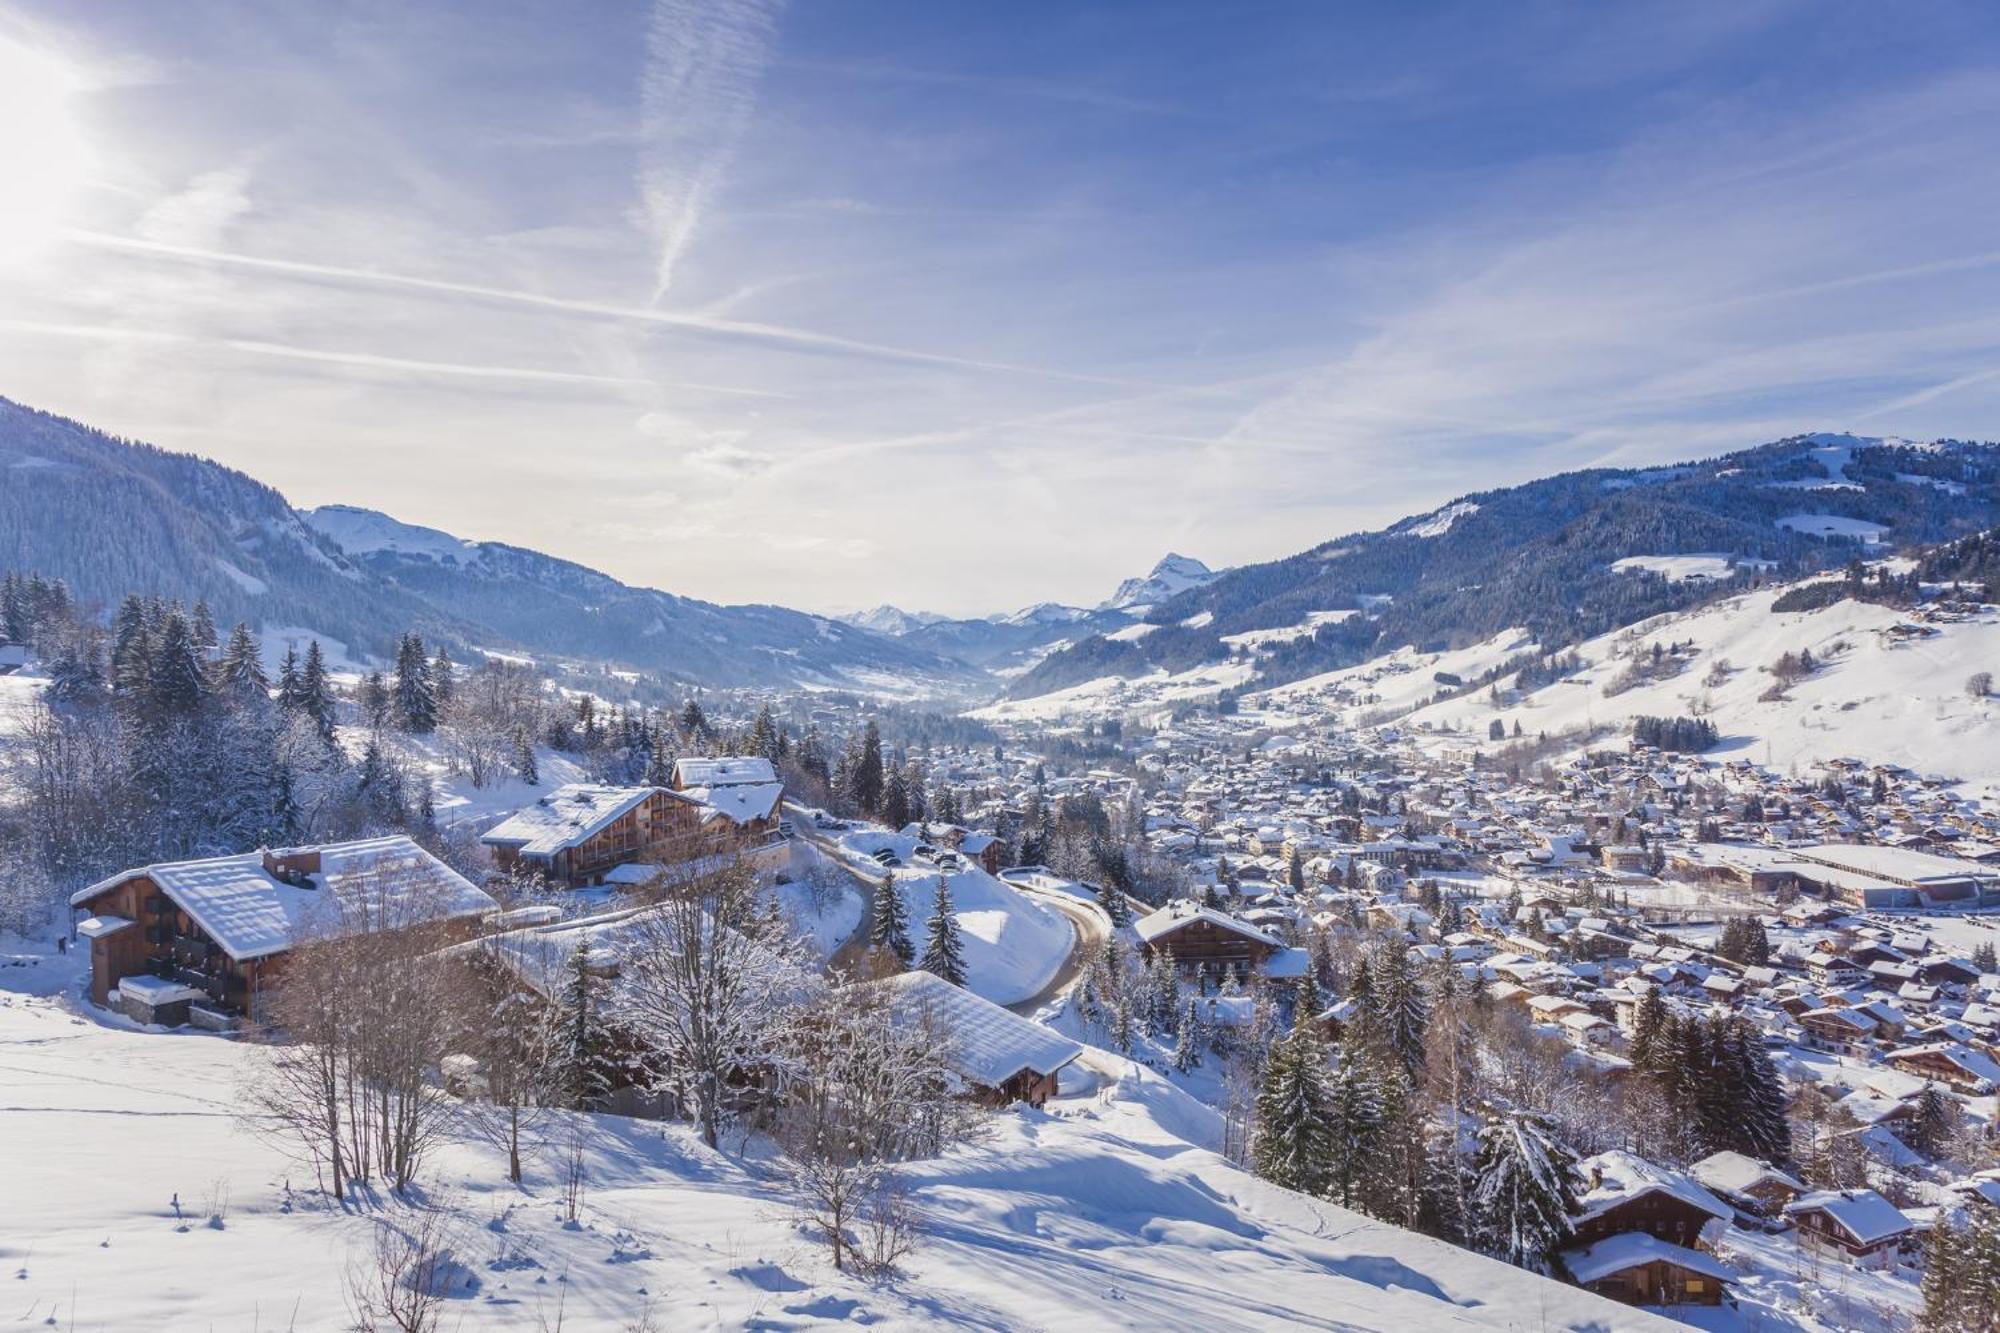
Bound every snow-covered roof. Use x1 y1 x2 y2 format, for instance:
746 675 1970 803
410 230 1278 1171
1576 1150 1731 1225
1561 1232 1733 1286
75 915 133 941
1133 901 1282 950
868 970 1082 1087
1784 1189 1912 1245
686 781 784 827
673 756 777 788
1691 1151 1804 1198
1885 1041 2000 1085
73 836 496 962
482 784 685 856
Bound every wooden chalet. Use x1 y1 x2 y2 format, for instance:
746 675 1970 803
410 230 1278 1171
483 784 710 887
1561 1233 1732 1307
1882 1041 2000 1093
1783 1190 1913 1269
68 837 496 1026
1572 1151 1732 1250
1691 1151 1806 1217
1133 901 1282 980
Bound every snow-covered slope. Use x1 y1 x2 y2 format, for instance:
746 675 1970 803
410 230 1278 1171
1101 552 1218 611
1395 586 2000 787
304 503 477 564
829 829 1073 1004
301 504 983 695
0 983 1674 1331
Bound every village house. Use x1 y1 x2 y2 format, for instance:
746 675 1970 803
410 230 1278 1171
1561 1232 1733 1308
1783 1190 1914 1269
483 772 788 890
867 969 1083 1106
1572 1151 1733 1251
1133 900 1283 981
1691 1151 1806 1218
69 836 497 1026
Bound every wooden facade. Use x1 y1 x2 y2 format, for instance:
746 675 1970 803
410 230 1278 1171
1571 1191 1720 1250
75 872 277 1019
1577 1258 1725 1307
487 788 713 887
1138 916 1279 977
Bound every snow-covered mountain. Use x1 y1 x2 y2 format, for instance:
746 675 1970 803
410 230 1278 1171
1010 433 2000 702
300 504 981 693
0 398 980 694
1101 552 1218 611
836 603 946 635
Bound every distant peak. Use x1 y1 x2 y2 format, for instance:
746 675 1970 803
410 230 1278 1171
1101 552 1220 610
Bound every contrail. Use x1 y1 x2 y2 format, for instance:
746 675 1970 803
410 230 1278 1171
0 317 778 394
62 228 1146 388
640 0 785 302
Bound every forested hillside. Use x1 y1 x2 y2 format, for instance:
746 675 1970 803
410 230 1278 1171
0 398 976 692
1012 434 2000 699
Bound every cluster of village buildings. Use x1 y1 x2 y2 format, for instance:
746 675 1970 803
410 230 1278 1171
52 666 2000 1314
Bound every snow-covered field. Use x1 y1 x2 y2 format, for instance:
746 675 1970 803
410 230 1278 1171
0 969 1679 1332
829 830 1072 1005
1611 554 1737 583
968 658 1259 724
0 670 40 738
1252 629 1539 720
1394 588 2000 789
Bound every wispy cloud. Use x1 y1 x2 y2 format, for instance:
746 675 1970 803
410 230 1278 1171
639 0 785 303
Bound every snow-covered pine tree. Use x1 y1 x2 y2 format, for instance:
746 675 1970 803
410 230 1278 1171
1251 1024 1335 1196
919 875 967 986
300 639 337 741
1469 1112 1580 1273
870 874 913 967
1325 1035 1384 1209
1371 941 1429 1076
217 622 269 703
1174 998 1202 1072
547 941 614 1111
512 725 539 785
393 633 437 733
430 643 454 717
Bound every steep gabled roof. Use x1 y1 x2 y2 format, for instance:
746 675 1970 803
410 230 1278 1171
867 970 1082 1088
71 836 495 962
482 784 691 856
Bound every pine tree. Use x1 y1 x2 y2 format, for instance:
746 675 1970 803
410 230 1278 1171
276 644 305 712
1628 988 1668 1074
1371 941 1429 1076
547 942 614 1111
190 600 218 656
1730 1018 1791 1163
881 767 910 829
300 640 337 741
217 623 270 702
1909 1082 1953 1159
393 633 437 733
1975 942 1998 976
1252 1024 1336 1196
513 725 539 784
1325 1036 1384 1209
145 610 210 720
850 720 885 813
1470 1112 1580 1273
430 643 454 717
919 875 967 986
1173 998 1203 1073
870 874 912 967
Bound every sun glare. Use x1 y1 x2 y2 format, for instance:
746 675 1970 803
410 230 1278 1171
0 37 93 268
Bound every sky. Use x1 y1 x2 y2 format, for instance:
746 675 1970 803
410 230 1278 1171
3 1 2000 617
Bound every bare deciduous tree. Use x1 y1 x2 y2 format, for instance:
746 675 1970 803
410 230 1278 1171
616 862 809 1148
773 985 974 1272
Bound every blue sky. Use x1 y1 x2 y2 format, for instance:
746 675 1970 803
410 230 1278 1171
3 1 1999 615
